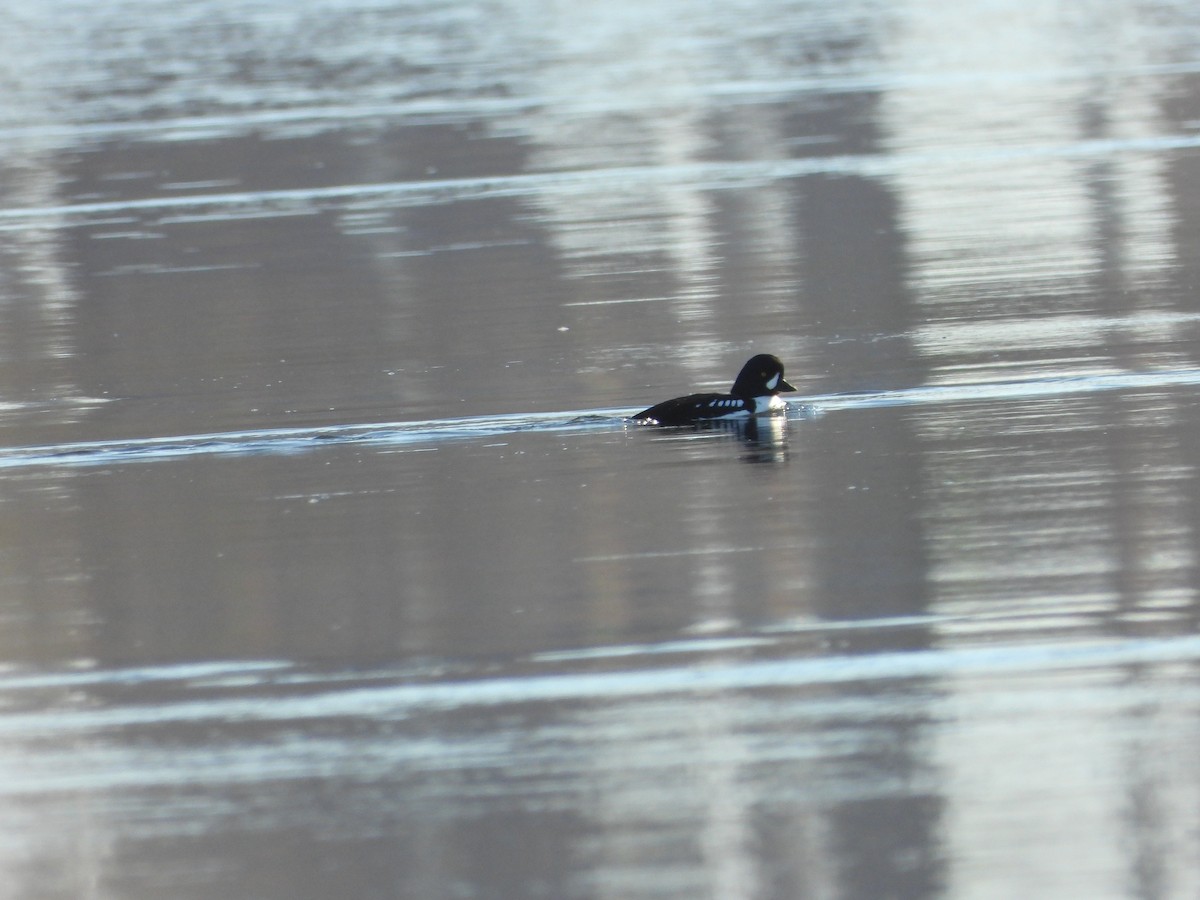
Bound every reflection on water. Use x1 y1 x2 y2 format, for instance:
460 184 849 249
2 0 1200 897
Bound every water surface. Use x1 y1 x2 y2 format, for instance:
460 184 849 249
3 1 1200 898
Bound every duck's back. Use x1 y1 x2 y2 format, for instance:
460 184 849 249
631 393 751 426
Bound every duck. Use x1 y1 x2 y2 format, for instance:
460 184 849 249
631 354 796 426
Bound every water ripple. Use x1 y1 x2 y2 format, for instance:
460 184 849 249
1 367 1197 470
2 632 1199 742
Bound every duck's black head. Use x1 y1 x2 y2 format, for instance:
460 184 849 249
730 354 796 398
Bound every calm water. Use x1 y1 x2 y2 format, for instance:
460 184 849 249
3 1 1200 898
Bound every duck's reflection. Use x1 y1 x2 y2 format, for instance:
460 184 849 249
637 414 791 464
731 415 790 464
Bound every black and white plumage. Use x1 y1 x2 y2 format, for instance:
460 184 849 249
631 354 797 426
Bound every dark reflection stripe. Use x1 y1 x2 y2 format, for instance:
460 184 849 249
2 131 1200 228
